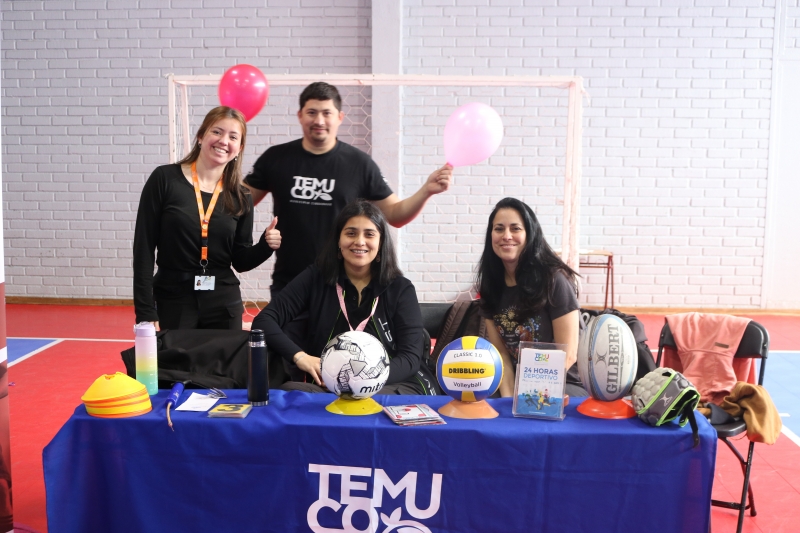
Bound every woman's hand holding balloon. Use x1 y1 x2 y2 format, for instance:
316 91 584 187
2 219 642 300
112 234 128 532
424 164 453 196
264 217 281 250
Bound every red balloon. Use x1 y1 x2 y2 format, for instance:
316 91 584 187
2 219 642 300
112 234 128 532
218 64 269 122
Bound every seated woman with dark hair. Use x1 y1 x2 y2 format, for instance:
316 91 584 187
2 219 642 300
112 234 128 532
252 198 428 394
476 197 588 398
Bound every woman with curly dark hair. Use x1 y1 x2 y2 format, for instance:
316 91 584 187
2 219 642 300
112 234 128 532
476 197 587 397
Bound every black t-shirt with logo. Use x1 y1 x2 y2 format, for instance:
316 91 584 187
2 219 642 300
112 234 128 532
245 139 393 290
481 272 582 384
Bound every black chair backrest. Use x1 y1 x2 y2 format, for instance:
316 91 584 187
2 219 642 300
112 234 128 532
658 322 677 354
737 321 769 385
656 318 769 385
736 321 769 360
419 302 452 338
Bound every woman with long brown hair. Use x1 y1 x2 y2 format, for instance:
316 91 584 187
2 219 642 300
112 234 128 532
476 197 587 397
133 106 280 330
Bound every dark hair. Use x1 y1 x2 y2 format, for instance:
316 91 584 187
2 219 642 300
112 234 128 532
317 199 402 287
299 82 342 112
476 197 578 319
177 106 250 216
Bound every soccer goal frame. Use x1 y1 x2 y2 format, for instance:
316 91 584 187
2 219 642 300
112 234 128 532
167 73 585 272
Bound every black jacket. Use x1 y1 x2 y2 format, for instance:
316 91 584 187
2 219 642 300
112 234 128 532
133 164 273 322
252 265 423 385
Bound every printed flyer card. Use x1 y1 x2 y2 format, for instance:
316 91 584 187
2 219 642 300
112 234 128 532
513 342 567 420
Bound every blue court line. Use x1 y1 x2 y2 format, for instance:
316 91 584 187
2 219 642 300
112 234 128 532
7 338 59 365
763 351 800 437
6 337 131 368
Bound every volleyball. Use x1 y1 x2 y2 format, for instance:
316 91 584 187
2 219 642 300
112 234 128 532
320 331 390 400
437 336 504 402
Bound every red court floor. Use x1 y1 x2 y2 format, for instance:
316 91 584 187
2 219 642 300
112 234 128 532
6 304 800 533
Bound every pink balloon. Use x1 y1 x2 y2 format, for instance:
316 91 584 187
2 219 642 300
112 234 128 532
218 64 269 122
443 102 504 167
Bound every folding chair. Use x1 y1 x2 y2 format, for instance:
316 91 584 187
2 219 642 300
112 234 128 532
656 318 769 533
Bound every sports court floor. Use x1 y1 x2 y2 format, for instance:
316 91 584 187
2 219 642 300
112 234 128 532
6 304 800 533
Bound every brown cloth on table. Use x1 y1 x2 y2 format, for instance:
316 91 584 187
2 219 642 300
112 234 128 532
698 381 782 445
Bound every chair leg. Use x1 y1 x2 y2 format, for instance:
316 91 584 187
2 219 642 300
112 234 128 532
740 441 757 521
711 438 757 533
727 439 757 518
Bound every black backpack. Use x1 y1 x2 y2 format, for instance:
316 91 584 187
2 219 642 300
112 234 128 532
121 329 251 389
579 308 656 382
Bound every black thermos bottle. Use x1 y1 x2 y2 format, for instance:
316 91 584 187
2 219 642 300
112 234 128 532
248 329 269 406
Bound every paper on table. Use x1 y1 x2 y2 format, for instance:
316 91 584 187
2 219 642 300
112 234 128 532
174 392 220 412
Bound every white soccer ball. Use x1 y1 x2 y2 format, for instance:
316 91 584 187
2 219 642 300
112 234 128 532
577 314 638 402
320 331 390 400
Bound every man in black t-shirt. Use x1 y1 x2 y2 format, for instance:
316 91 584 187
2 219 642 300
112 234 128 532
245 81 453 292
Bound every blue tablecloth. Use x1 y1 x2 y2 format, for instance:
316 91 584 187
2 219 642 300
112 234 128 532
44 390 715 533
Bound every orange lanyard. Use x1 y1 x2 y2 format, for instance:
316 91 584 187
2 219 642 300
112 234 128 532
191 162 223 269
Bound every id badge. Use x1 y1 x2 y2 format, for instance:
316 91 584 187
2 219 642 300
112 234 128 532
194 275 215 291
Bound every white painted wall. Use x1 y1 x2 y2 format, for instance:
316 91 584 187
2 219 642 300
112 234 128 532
0 0 372 300
764 0 800 309
401 0 777 308
1 0 797 309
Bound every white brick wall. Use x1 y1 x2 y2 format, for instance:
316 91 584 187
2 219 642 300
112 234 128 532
403 0 774 308
0 0 778 309
785 0 800 49
1 0 371 299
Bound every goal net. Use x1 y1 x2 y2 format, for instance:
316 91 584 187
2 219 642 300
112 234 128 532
167 73 586 319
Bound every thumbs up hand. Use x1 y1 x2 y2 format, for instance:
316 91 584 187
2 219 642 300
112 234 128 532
265 217 281 250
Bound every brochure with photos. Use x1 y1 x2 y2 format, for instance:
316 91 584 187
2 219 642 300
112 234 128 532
513 342 567 420
383 404 446 426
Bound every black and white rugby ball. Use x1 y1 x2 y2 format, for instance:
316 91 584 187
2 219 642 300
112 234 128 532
577 314 638 402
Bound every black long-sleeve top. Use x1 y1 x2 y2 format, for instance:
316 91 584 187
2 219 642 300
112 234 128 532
252 265 423 385
133 164 273 323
